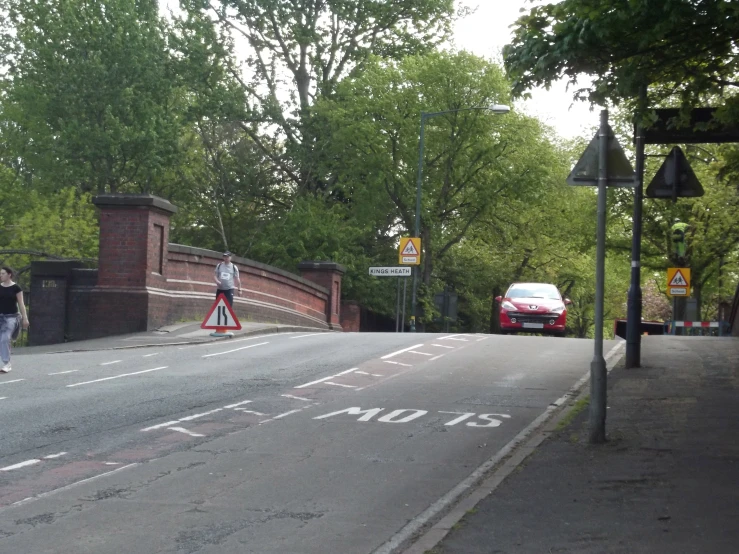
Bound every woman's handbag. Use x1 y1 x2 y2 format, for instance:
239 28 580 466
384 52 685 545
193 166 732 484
11 313 22 341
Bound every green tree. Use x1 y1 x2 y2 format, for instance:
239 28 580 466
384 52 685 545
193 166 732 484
181 0 456 193
0 0 184 194
316 51 569 326
503 0 739 117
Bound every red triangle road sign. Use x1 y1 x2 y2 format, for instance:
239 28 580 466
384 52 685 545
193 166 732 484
668 269 688 287
201 294 242 330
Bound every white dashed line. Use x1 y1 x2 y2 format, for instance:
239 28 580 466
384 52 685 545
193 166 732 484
48 370 79 376
439 337 469 342
326 382 357 388
233 409 267 416
224 400 253 409
1 452 67 472
260 409 304 424
431 344 455 349
383 361 412 367
202 342 269 358
295 368 358 389
168 427 205 437
290 333 326 339
381 344 425 359
281 394 312 402
408 350 434 356
476 336 491 341
8 464 137 509
67 367 167 387
0 397 6 400
100 360 122 366
143 353 160 357
179 408 223 422
430 354 444 361
0 379 24 386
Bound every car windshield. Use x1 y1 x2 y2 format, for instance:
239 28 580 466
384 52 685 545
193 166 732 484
507 284 560 300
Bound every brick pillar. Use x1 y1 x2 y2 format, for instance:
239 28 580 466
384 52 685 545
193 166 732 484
91 194 177 333
298 261 346 330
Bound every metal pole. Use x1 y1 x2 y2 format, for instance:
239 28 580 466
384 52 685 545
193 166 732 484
396 277 401 332
589 109 609 444
409 114 426 333
625 87 647 369
401 277 408 332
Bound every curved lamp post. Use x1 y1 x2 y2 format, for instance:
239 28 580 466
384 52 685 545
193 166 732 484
409 104 511 332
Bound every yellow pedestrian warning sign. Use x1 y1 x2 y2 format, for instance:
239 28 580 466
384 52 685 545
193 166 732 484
398 237 421 265
667 268 690 297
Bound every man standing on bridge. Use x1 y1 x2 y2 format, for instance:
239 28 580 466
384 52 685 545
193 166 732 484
214 251 242 307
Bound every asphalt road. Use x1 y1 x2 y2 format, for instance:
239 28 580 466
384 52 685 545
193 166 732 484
0 332 620 553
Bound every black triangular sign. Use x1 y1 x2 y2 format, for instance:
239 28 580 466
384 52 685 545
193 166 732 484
646 146 704 199
566 125 636 187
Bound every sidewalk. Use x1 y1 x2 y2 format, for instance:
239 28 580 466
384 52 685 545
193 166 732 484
409 336 739 554
15 321 331 355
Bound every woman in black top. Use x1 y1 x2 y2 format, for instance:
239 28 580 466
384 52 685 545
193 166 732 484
0 266 30 373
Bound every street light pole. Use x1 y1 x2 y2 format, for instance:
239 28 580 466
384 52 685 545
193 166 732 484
409 104 510 332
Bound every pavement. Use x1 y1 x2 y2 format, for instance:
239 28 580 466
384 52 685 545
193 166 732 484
15 320 332 355
405 335 739 554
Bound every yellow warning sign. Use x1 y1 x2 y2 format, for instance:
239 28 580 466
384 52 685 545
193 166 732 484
398 237 421 265
667 267 690 297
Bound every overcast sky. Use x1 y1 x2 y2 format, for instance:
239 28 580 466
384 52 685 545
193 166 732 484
453 1 597 139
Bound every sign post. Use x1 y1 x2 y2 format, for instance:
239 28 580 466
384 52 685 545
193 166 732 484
567 109 635 444
369 267 411 332
201 294 242 337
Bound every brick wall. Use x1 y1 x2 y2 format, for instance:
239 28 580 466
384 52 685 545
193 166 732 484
31 194 349 344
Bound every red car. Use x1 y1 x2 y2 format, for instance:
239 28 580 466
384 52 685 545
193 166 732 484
496 282 571 337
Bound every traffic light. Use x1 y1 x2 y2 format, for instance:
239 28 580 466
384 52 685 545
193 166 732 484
672 222 689 260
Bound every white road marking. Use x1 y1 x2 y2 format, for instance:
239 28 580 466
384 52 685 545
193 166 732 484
259 408 306 424
141 420 180 432
100 360 122 366
408 350 433 356
202 341 269 358
143 353 160 357
326 382 357 388
295 367 358 389
103 462 122 466
233 409 267 416
439 337 469 342
179 408 223 422
224 400 253 409
178 334 278 350
431 344 455 349
168 427 205 437
0 397 6 400
281 394 312 402
383 361 412 367
7 464 137 510
1 452 67 472
43 452 67 459
48 370 79 376
0 379 24 386
381 344 424 359
290 333 326 339
67 367 167 387
1 459 40 471
430 354 444 361
476 336 491 341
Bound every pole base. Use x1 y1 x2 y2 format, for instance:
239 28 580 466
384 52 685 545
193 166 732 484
210 330 234 338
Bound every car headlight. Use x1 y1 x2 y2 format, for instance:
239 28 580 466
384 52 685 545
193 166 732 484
501 301 517 311
551 304 566 314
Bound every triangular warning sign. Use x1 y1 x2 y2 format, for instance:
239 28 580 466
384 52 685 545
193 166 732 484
566 124 636 188
401 240 419 256
201 294 242 330
668 270 688 287
646 146 704 199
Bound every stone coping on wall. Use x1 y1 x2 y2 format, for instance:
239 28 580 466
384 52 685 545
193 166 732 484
92 194 178 214
167 243 330 295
